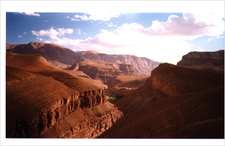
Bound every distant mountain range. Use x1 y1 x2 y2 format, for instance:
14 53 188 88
6 42 160 75
66 59 141 84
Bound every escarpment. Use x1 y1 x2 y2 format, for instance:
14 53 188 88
177 50 224 66
6 66 123 138
37 89 119 138
6 53 123 138
6 42 160 75
40 102 123 138
77 50 160 75
146 63 224 98
67 59 141 84
177 50 224 73
100 62 224 138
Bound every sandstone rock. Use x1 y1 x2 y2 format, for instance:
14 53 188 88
177 50 224 66
99 63 224 138
6 53 123 138
6 42 160 75
146 63 224 98
78 51 160 75
67 59 141 84
6 42 84 68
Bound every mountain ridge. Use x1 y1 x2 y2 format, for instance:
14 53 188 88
6 42 160 75
99 63 224 138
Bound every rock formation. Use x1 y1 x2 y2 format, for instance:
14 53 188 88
78 51 160 75
66 59 141 84
177 50 224 66
6 52 123 138
177 50 224 73
6 42 160 75
99 63 224 138
6 42 84 69
146 63 224 98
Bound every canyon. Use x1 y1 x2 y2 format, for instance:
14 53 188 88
6 52 123 138
100 63 224 138
5 43 224 138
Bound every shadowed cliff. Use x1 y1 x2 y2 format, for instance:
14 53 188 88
6 52 123 138
99 63 224 138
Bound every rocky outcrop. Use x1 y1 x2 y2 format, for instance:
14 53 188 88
118 63 140 76
146 63 224 98
67 59 141 84
6 67 123 138
6 42 160 75
99 63 224 138
6 53 123 138
6 42 84 69
177 50 224 66
40 102 123 138
78 51 160 75
36 89 110 137
99 86 224 138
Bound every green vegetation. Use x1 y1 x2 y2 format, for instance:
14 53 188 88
107 95 123 102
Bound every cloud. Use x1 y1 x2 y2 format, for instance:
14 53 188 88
18 35 22 38
32 27 74 40
70 12 122 21
32 13 224 64
105 22 117 27
70 25 191 64
75 29 82 35
70 13 223 63
17 12 40 17
142 13 224 39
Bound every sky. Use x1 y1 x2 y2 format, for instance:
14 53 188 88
5 4 225 65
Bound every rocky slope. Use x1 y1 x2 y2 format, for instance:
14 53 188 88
177 50 224 66
6 52 123 138
66 59 141 84
78 51 160 75
99 63 224 138
146 63 224 98
6 42 84 69
6 42 160 75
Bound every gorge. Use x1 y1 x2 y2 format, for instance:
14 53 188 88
5 42 224 138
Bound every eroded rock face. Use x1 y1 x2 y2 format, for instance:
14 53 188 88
6 42 160 75
99 63 224 138
78 51 160 75
177 50 224 66
6 42 84 68
6 69 122 138
67 59 141 84
6 53 123 138
146 63 224 98
40 102 123 138
36 89 112 138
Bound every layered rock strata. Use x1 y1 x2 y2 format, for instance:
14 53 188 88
146 63 224 98
177 50 224 66
99 63 224 138
6 42 160 75
6 53 123 138
67 59 141 84
7 68 123 138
